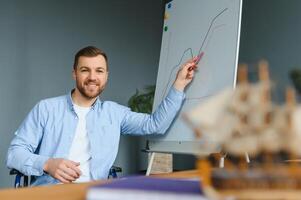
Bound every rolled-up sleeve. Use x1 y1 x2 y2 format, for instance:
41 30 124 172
6 100 49 176
121 87 185 135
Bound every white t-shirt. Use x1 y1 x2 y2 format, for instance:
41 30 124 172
68 104 92 182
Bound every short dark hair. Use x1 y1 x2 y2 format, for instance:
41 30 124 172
73 46 108 70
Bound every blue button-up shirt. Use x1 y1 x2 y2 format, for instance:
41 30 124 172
6 87 185 186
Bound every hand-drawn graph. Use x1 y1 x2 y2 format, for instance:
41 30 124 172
150 0 242 148
161 8 228 100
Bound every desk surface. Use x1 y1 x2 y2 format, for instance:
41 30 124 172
0 171 199 200
2 171 301 200
0 180 103 200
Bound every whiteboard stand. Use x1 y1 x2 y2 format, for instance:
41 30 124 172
146 152 155 176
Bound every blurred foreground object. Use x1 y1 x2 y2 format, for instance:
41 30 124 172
290 69 301 94
184 60 301 194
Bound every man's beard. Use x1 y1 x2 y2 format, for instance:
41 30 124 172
76 80 105 99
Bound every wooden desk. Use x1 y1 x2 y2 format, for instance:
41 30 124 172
0 171 201 200
0 181 104 200
0 171 200 200
2 171 301 200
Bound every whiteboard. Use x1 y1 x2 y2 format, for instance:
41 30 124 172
147 0 242 154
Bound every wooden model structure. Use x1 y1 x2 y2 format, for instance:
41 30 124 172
184 60 301 199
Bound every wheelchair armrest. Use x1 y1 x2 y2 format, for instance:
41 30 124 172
9 169 29 188
108 166 122 179
110 166 122 173
9 169 23 176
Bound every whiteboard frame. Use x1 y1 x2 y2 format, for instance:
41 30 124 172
147 0 243 155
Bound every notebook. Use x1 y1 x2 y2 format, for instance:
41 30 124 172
86 176 208 200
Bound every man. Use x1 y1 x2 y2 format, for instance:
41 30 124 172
6 46 198 186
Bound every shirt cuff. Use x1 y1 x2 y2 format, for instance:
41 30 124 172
33 155 50 176
169 86 186 101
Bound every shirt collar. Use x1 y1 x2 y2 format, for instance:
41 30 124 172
66 89 101 111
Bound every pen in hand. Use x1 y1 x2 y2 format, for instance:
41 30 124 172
188 51 204 71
